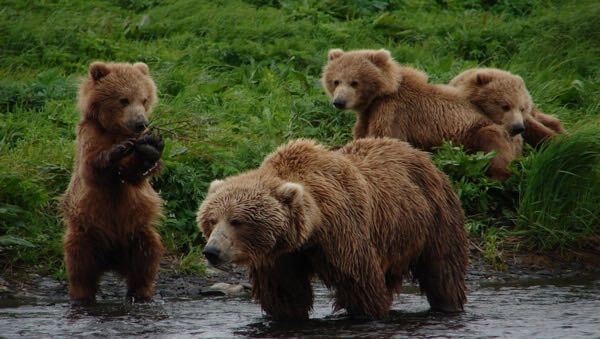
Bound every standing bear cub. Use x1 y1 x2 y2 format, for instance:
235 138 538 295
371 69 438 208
197 138 468 320
61 62 165 303
322 48 521 181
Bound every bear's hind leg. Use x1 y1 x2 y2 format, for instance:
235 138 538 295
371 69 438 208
329 247 392 319
64 231 102 303
332 275 392 319
125 229 163 302
412 242 467 313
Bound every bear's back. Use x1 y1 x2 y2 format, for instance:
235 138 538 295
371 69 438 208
338 138 459 255
263 139 371 227
369 71 491 149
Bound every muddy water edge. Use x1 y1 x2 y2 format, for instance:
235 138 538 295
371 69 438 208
1 253 598 338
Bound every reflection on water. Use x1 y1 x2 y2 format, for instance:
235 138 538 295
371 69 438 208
1 277 599 338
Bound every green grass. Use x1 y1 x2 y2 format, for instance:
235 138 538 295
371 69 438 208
517 124 600 250
0 0 598 274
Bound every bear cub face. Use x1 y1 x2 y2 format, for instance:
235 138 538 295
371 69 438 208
322 49 400 111
79 62 157 136
451 68 532 136
197 178 309 269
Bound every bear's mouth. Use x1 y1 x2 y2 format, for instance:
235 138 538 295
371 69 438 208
125 116 150 135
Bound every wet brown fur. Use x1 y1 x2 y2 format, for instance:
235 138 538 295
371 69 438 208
61 62 164 303
197 138 468 320
450 67 565 148
322 49 521 181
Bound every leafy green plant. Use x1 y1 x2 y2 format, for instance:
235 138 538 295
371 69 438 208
433 142 519 233
176 246 207 275
481 228 508 271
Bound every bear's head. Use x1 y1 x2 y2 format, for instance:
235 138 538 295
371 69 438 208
197 175 317 269
78 62 157 136
322 48 402 111
452 68 532 137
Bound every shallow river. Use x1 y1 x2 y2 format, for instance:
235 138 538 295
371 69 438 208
1 275 598 338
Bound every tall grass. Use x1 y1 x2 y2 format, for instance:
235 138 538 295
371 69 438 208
518 125 600 250
0 0 598 274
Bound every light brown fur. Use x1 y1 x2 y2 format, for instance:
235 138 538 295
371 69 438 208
61 62 165 303
524 107 565 147
197 138 468 320
450 67 565 147
322 49 521 181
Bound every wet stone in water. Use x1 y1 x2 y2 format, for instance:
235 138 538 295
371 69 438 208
200 282 251 296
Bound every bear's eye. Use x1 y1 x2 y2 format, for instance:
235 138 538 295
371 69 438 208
120 98 130 107
143 98 148 106
501 104 511 112
204 218 217 227
230 219 243 227
350 81 358 88
333 80 340 86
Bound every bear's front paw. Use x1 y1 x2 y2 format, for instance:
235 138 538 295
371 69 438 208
109 139 136 161
134 131 164 163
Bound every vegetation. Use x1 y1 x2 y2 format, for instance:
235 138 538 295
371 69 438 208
1 0 598 275
517 124 600 250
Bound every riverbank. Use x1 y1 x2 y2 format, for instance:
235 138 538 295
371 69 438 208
1 249 599 337
2 246 598 304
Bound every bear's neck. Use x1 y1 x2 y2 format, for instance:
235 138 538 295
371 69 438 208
356 66 427 114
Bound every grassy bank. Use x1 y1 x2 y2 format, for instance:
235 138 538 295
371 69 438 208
1 0 598 276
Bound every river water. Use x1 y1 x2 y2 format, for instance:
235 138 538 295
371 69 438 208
1 275 598 337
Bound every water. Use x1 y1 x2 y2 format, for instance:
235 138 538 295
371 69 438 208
1 277 599 338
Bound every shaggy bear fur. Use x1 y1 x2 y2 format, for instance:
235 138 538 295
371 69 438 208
61 62 165 303
449 67 565 147
197 138 468 320
321 48 521 181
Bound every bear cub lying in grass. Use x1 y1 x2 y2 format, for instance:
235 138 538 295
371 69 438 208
449 67 565 148
322 48 523 181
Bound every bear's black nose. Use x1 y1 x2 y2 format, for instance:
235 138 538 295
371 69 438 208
333 99 346 109
510 123 525 136
134 120 149 133
202 245 221 265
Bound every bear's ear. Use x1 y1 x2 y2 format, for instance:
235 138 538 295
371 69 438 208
368 49 392 68
328 49 344 61
134 62 150 75
89 62 110 81
276 182 304 206
208 179 225 194
475 72 494 86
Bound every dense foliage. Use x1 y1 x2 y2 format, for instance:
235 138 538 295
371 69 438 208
1 0 598 274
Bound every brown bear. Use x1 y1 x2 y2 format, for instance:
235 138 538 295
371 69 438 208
449 67 565 147
197 138 468 320
321 48 521 181
61 62 165 303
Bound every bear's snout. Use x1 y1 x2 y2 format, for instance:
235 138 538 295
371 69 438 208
134 120 149 133
202 245 222 266
333 98 347 109
510 122 525 136
129 117 149 133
